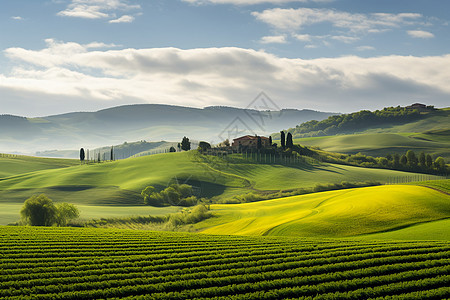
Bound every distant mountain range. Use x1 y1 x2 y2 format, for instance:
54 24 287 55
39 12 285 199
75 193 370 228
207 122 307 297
0 104 335 154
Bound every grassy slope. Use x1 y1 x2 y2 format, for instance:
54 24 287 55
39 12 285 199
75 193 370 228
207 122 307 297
293 132 450 159
0 155 78 178
0 152 436 206
199 184 450 239
0 204 180 225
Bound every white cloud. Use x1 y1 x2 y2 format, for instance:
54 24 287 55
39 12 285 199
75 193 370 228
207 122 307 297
356 46 375 51
293 34 311 42
11 16 23 20
260 35 287 44
109 15 134 23
57 0 140 21
252 8 422 33
2 40 450 115
331 35 359 43
182 0 332 5
407 30 434 38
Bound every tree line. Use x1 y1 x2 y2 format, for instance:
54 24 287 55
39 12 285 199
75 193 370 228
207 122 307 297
285 105 436 138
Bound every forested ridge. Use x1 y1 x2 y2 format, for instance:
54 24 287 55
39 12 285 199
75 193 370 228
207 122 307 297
287 105 439 138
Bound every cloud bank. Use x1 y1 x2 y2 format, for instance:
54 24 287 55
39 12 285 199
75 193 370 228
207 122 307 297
1 39 449 116
57 0 141 22
182 0 332 5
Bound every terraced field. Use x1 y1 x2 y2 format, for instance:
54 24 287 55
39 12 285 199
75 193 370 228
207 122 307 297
1 227 449 299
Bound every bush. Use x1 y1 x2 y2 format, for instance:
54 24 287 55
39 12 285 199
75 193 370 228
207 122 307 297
142 184 198 207
20 194 79 226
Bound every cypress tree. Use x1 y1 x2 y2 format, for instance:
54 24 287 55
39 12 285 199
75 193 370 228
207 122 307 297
80 148 85 162
280 131 285 150
286 132 293 148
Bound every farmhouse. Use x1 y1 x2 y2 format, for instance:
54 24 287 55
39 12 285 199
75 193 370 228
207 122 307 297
406 103 427 110
232 135 271 150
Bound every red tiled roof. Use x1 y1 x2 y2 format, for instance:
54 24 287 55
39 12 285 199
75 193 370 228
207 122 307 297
233 135 270 141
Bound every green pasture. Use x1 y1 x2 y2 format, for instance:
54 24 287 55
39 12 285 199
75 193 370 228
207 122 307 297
0 154 78 178
293 132 450 159
199 184 450 239
0 151 438 206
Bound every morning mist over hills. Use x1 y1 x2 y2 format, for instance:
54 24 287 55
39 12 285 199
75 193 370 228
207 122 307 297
0 103 335 154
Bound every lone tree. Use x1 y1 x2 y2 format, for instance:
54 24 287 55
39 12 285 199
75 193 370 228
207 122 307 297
20 195 79 227
181 136 191 151
80 148 85 163
280 131 286 150
169 146 176 152
21 194 58 226
286 132 293 148
269 136 272 146
110 146 114 161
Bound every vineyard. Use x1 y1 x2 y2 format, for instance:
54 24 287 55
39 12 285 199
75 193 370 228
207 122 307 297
1 226 449 299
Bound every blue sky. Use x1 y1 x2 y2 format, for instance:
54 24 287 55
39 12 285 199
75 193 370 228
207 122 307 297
1 0 449 116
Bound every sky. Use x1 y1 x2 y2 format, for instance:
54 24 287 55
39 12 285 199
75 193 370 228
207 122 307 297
1 0 449 116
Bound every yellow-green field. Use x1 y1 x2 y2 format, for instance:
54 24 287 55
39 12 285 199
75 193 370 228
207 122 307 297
199 184 450 239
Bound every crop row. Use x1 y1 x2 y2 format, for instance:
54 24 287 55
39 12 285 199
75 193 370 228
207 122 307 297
0 226 449 299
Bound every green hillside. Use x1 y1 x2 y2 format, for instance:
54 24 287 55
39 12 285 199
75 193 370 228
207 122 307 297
293 132 450 160
199 184 450 238
282 105 448 139
0 154 78 178
0 152 438 207
2 227 448 299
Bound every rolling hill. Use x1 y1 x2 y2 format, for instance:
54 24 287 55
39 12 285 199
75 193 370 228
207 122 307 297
0 151 438 206
0 152 445 225
293 131 450 160
199 183 450 239
0 104 335 154
273 106 450 160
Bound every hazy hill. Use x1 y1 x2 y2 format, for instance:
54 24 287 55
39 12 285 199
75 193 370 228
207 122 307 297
0 104 334 154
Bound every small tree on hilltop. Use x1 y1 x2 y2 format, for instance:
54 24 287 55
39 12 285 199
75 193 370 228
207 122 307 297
181 136 191 151
198 141 211 153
